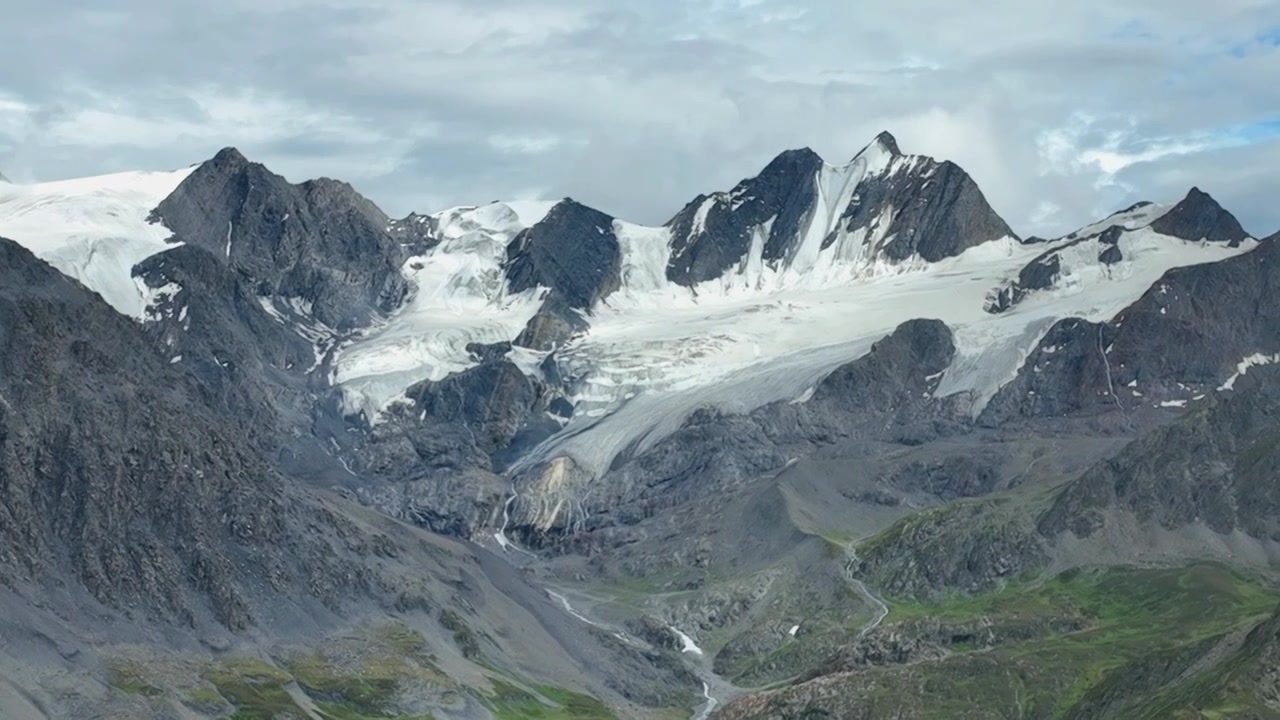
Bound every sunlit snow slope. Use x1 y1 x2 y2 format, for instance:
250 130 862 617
0 167 195 318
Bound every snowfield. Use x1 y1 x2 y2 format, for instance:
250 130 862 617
0 167 195 318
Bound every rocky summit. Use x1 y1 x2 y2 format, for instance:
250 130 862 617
1 132 1279 719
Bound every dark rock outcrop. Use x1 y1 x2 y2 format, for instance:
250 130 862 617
1150 187 1251 246
349 356 563 536
1039 364 1280 540
663 133 1016 286
760 318 959 446
665 148 825 285
149 147 409 330
0 238 364 630
837 150 1016 263
985 243 1067 313
405 360 546 457
505 199 621 349
131 245 319 442
982 239 1280 426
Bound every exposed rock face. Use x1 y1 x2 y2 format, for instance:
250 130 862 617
1150 187 1251 245
505 199 622 310
665 147 825 285
986 243 1067 313
509 319 961 545
0 238 292 629
854 499 1050 601
347 354 562 536
131 245 319 446
860 363 1280 602
977 317 1120 424
663 133 1016 286
982 239 1280 426
504 199 621 350
760 317 959 446
405 359 547 457
135 245 316 381
149 147 409 330
1040 364 1280 540
838 151 1016 263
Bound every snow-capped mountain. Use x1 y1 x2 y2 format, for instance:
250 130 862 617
0 166 195 318
0 132 1270 536
324 134 1260 488
9 129 1280 720
663 131 1015 286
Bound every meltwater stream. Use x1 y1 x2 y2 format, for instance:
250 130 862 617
494 496 732 718
545 585 730 720
493 492 893 719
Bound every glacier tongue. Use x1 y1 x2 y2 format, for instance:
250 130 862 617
522 231 1257 477
333 201 552 417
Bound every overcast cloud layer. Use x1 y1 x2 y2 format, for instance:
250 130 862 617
2 0 1278 237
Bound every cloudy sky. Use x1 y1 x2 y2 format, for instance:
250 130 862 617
2 0 1278 237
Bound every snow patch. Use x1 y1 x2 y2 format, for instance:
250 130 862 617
1068 202 1172 240
689 196 717 239
671 627 704 656
140 281 183 322
1219 353 1280 391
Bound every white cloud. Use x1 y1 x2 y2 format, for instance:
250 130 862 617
1037 112 1248 197
0 0 1278 236
487 134 569 155
42 88 398 150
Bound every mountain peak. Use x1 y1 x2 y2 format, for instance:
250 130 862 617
869 130 903 157
764 146 824 170
1150 186 1249 245
209 146 251 170
152 148 407 329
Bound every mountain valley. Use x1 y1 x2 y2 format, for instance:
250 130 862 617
1 131 1279 719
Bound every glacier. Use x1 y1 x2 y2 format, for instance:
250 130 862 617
332 146 1260 479
332 201 555 417
0 148 1259 487
0 167 196 319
